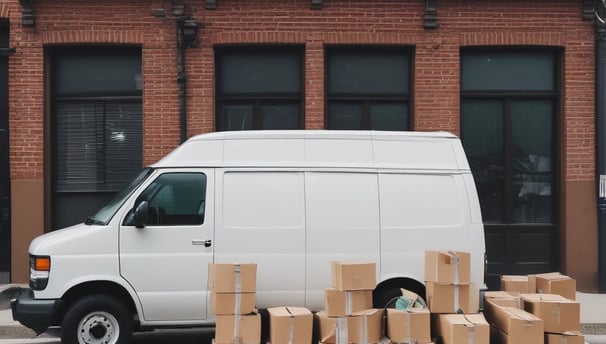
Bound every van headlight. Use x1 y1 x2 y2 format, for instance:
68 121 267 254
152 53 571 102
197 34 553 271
29 255 50 290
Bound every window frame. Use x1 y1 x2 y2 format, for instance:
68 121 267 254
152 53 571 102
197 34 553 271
215 45 305 131
460 47 561 225
49 46 143 195
324 45 413 131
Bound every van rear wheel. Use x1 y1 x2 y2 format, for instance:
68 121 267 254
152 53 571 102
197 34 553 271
61 295 133 344
373 279 426 309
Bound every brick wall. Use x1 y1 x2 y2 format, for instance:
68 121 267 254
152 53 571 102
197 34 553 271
5 0 594 180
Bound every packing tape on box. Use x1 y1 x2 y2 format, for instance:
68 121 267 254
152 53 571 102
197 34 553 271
233 314 241 344
287 307 295 344
561 335 568 344
554 303 561 324
448 251 461 285
234 264 242 293
346 291 352 316
360 313 368 344
234 264 242 314
234 292 241 315
465 324 475 344
337 317 348 344
454 284 460 313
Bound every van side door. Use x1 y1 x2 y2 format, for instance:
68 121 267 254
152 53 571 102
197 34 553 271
119 168 214 322
214 170 306 308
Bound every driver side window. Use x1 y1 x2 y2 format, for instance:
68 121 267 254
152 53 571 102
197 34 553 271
130 172 207 226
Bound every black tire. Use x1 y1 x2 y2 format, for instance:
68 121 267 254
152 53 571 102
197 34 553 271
61 295 133 344
373 280 426 309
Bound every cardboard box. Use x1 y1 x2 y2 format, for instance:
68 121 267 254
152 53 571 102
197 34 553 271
268 306 313 344
211 291 256 316
484 305 543 344
535 272 576 300
520 294 580 333
484 291 520 304
435 314 489 344
501 275 532 295
325 288 373 317
527 275 538 294
545 331 585 344
315 309 383 344
386 308 431 344
426 282 475 314
331 262 376 291
209 263 257 293
425 251 471 284
483 297 523 325
215 313 261 344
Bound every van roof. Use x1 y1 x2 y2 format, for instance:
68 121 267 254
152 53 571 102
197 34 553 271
153 130 470 171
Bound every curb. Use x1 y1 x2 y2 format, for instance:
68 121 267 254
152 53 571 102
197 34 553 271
583 324 606 335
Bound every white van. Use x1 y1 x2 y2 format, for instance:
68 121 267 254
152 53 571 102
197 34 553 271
12 130 485 344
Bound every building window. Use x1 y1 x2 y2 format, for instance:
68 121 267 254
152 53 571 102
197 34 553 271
50 46 143 229
215 46 303 131
326 47 411 130
461 50 558 224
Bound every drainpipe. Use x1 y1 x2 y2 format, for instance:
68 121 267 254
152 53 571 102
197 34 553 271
596 14 606 293
176 20 187 143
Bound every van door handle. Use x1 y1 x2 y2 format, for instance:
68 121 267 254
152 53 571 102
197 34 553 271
192 239 212 247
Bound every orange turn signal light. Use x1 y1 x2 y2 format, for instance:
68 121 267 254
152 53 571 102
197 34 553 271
34 257 50 271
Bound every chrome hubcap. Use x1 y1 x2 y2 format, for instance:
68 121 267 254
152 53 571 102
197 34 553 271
77 311 119 344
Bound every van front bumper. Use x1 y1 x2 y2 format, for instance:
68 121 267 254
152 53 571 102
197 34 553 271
11 288 62 334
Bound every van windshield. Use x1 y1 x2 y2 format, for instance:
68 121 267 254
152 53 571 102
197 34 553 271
85 167 154 226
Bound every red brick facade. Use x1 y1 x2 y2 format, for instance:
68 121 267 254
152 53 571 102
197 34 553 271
2 0 600 289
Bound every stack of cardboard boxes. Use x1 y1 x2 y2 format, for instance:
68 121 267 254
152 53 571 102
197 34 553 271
483 290 544 344
496 272 584 344
316 262 382 344
425 251 489 344
209 263 261 344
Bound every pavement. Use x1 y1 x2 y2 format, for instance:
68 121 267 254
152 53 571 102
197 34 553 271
1 285 606 341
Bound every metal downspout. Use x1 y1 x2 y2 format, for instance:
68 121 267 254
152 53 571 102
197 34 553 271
596 20 606 293
176 21 187 144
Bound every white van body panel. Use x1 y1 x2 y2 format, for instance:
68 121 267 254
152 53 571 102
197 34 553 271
26 130 485 328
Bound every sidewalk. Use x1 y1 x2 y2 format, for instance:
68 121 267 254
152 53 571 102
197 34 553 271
0 284 36 339
2 286 606 339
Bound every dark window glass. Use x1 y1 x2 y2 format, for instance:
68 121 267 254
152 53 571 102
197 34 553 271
55 101 142 192
326 47 411 131
136 173 207 226
219 52 301 94
371 103 408 131
221 105 253 131
216 47 303 130
55 48 142 96
462 52 555 91
461 100 504 223
461 50 556 225
262 104 300 129
327 103 363 130
327 52 410 94
511 100 553 223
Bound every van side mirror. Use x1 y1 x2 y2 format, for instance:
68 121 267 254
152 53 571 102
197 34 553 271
134 201 149 229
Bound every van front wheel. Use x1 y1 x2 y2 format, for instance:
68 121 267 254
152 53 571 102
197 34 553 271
61 295 133 344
